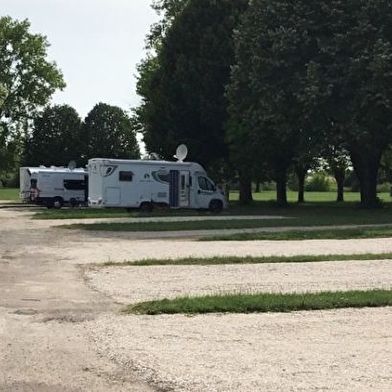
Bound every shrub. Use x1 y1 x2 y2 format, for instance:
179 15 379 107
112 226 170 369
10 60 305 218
305 172 331 192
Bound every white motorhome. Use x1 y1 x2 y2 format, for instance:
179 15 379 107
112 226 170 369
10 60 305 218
87 158 227 212
19 166 88 208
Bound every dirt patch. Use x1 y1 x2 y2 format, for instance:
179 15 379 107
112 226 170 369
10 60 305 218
1 206 392 391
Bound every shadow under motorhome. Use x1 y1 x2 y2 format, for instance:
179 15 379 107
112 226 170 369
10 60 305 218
87 158 227 212
19 166 88 208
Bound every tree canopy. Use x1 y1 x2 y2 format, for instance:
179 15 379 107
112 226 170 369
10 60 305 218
134 0 247 178
24 104 82 167
0 16 65 131
227 0 392 207
82 103 140 161
0 16 65 179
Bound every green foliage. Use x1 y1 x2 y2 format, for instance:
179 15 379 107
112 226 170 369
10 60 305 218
0 16 65 130
305 172 331 192
24 104 82 167
83 103 140 161
226 0 392 208
226 0 318 205
0 16 65 177
134 0 247 178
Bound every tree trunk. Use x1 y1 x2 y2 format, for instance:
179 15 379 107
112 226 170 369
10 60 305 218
255 181 261 193
275 169 288 207
296 168 306 203
350 150 381 208
239 173 253 205
333 168 345 202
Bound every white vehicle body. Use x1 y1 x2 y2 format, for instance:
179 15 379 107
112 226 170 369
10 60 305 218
19 166 88 208
88 158 227 212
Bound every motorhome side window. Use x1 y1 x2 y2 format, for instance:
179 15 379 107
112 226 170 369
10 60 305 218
119 171 133 182
63 179 85 190
152 171 169 183
198 176 215 191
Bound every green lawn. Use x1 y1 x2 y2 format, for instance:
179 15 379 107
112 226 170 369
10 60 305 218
230 190 391 203
0 188 19 201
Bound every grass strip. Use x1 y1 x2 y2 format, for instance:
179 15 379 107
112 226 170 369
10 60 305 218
59 219 291 231
123 289 392 315
101 253 392 267
201 226 392 241
57 220 392 240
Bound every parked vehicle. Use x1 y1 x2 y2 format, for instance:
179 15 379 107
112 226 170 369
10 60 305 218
19 166 88 208
87 157 227 212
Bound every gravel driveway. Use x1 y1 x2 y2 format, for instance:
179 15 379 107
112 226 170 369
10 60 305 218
1 206 392 391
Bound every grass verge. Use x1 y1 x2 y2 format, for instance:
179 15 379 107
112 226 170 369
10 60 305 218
59 219 294 231
101 252 392 267
59 220 392 241
201 226 392 241
123 289 392 315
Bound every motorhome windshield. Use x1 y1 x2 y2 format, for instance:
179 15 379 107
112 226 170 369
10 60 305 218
198 176 215 191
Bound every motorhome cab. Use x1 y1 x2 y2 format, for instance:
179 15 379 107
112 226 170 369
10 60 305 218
87 158 227 212
19 166 88 208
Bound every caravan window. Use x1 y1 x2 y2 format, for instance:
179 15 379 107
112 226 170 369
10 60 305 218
64 179 85 190
152 171 169 183
119 171 133 182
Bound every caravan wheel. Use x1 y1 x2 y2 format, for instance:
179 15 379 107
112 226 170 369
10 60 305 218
53 197 63 209
139 202 153 212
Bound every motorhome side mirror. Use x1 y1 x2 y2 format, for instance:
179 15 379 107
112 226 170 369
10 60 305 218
198 190 201 194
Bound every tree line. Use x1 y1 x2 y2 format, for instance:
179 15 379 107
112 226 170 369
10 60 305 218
0 16 139 186
134 0 392 208
2 1 392 208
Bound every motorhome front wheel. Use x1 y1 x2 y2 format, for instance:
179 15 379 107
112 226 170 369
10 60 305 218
209 199 223 213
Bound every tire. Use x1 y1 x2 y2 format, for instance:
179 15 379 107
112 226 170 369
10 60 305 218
139 202 153 212
53 196 63 209
209 199 223 214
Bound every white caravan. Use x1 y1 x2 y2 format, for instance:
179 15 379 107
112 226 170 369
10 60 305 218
87 158 227 212
19 166 88 208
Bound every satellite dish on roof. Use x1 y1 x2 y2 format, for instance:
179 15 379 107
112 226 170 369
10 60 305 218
174 144 188 162
68 160 76 170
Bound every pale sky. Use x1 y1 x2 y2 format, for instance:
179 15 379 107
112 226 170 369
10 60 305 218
1 0 159 119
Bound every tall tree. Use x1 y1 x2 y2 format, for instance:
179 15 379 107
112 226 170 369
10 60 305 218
83 103 140 161
24 105 82 167
134 0 247 178
0 17 65 138
298 0 392 207
227 0 318 205
0 16 65 177
227 0 392 207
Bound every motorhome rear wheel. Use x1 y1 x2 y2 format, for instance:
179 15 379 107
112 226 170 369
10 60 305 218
53 196 63 209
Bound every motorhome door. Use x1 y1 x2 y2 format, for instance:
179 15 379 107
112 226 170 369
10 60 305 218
169 170 190 208
179 171 190 207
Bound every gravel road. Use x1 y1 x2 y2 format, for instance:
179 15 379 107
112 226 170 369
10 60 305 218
1 206 392 391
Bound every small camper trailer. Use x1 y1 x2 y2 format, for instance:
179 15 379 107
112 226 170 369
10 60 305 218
87 156 227 212
19 166 88 208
